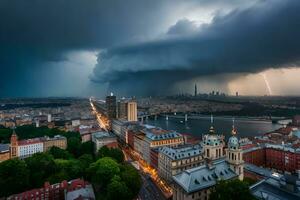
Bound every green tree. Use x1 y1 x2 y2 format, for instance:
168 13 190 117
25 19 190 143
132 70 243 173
67 137 82 157
120 164 142 198
87 157 120 186
54 159 83 180
97 146 124 163
48 146 73 159
0 159 29 197
106 175 131 200
47 171 69 184
78 154 94 169
25 153 57 188
80 141 94 155
210 179 255 200
0 127 12 143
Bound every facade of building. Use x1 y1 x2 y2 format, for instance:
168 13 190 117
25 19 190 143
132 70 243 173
158 144 203 183
117 100 127 119
8 179 95 200
8 132 67 159
243 143 300 173
172 158 238 200
42 135 67 151
111 119 140 143
225 127 244 180
172 124 244 200
106 94 117 119
10 131 18 158
117 99 137 122
92 131 118 153
18 138 44 159
127 101 137 122
202 126 224 161
134 126 184 164
0 144 10 162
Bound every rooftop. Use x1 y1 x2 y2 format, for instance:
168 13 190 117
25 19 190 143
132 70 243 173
250 174 300 200
0 143 9 153
142 126 182 141
173 158 237 193
244 163 273 178
66 184 95 200
18 138 43 145
92 131 116 140
160 144 202 160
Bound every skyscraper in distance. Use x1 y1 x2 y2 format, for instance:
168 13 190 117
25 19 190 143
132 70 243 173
194 83 197 96
106 93 117 119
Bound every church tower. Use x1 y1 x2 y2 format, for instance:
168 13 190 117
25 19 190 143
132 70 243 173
226 119 244 180
10 129 18 158
203 115 224 160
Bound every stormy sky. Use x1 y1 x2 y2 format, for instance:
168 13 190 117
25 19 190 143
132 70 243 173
0 0 300 97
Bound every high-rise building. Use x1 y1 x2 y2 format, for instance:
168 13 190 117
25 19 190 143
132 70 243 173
117 99 137 122
194 84 197 96
117 100 127 119
106 93 117 119
127 101 137 121
47 114 52 123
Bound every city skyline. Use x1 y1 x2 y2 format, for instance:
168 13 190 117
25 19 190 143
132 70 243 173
1 0 300 97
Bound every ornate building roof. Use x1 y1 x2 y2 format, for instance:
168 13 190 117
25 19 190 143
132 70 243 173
173 158 238 193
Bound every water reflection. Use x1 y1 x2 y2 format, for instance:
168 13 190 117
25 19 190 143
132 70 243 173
145 116 282 139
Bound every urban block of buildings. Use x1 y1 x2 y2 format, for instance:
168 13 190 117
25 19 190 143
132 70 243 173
7 179 95 200
158 144 203 183
92 131 118 153
0 130 67 162
171 125 244 200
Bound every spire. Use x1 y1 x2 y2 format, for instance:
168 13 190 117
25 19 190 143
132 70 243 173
12 127 17 135
231 117 237 135
209 114 215 134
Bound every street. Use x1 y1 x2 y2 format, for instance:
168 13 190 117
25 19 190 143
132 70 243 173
138 173 167 200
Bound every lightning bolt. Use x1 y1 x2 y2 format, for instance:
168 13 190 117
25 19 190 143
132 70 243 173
261 73 272 95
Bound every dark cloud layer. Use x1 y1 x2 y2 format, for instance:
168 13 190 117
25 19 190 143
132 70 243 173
0 0 299 97
0 0 177 97
92 0 300 95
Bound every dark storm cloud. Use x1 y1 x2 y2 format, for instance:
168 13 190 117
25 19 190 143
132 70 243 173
0 0 179 97
92 0 300 95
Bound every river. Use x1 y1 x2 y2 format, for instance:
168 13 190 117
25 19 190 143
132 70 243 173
144 115 282 139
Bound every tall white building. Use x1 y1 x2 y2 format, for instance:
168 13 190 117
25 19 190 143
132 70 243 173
18 138 44 159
